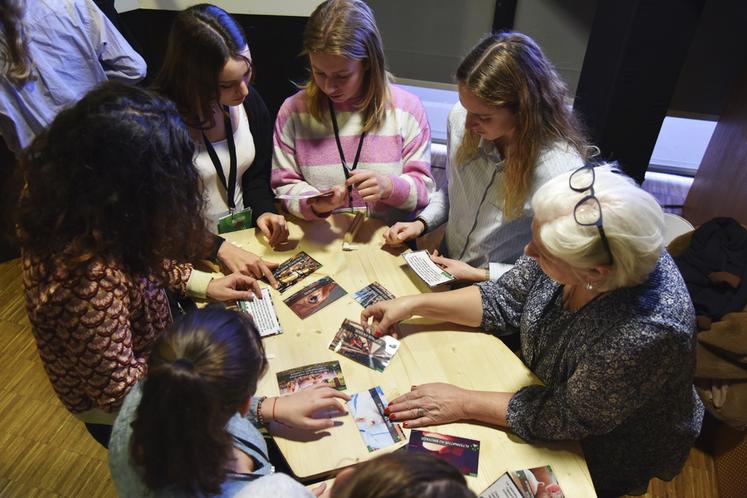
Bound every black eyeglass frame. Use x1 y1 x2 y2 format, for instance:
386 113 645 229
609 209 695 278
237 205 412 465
569 164 614 265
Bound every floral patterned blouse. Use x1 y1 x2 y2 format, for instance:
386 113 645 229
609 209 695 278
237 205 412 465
477 252 704 497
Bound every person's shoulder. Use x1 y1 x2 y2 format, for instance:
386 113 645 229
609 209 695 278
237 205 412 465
390 84 426 113
533 141 584 181
234 473 314 498
278 90 309 115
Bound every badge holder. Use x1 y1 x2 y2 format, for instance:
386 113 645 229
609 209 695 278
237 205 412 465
218 207 253 234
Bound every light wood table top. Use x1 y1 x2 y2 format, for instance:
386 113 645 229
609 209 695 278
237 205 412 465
223 214 596 496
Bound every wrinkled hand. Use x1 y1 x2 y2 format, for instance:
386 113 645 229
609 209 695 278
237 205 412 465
272 384 351 431
206 272 262 302
383 220 425 246
308 184 348 215
360 296 416 337
430 250 486 282
256 212 289 248
385 383 469 428
346 169 393 202
217 241 279 288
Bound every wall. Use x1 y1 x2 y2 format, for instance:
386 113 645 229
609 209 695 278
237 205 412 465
366 0 595 95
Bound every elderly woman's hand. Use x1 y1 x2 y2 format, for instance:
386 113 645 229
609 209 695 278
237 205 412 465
384 383 469 428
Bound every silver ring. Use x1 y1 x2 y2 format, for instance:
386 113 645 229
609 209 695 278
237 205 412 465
417 408 425 418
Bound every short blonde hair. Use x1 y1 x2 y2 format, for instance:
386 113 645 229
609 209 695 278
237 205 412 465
302 0 391 133
531 165 665 290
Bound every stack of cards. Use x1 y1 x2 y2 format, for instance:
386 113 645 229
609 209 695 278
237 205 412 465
406 430 480 477
481 465 565 498
276 361 347 394
329 319 400 372
237 287 282 337
402 250 455 287
348 386 405 452
283 276 347 318
352 282 396 308
273 252 322 292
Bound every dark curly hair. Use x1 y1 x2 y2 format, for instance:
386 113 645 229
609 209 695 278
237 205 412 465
17 81 211 276
131 307 267 494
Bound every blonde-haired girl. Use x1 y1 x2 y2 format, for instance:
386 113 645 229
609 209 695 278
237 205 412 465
272 0 434 222
385 32 589 282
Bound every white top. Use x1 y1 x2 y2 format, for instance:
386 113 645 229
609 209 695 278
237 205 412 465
418 102 583 279
194 104 256 232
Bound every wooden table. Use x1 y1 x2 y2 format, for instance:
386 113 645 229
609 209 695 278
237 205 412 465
223 214 597 496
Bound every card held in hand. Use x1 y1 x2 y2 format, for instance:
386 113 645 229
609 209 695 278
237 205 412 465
347 386 405 452
329 319 400 372
237 287 282 337
402 250 455 287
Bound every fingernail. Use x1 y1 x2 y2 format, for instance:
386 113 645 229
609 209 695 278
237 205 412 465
383 407 390 415
389 413 396 420
403 422 409 428
374 329 381 337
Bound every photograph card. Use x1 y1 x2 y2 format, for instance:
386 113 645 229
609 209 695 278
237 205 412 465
275 190 334 201
480 465 565 498
272 251 322 293
237 287 282 337
352 281 396 308
406 430 480 477
402 250 455 287
347 386 405 452
276 360 346 395
283 276 347 319
329 319 400 372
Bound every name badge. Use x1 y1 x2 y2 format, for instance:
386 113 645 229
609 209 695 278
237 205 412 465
217 207 253 234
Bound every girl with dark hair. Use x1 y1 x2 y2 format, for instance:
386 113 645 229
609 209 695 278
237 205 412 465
271 0 434 224
384 32 589 282
18 82 263 446
154 4 288 286
109 307 349 497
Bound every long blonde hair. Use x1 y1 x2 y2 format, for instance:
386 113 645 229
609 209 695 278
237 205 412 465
0 0 32 84
456 32 589 219
302 0 391 133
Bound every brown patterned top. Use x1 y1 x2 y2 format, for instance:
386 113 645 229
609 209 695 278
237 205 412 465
22 254 192 415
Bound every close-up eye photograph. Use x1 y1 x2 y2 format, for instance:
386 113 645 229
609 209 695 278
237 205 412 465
1 1 745 498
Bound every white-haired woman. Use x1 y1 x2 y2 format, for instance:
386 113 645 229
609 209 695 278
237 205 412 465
362 166 704 498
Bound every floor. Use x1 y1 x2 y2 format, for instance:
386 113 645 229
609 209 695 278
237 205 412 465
0 257 719 497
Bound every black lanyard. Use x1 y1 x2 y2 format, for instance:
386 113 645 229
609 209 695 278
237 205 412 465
202 107 238 212
329 98 365 207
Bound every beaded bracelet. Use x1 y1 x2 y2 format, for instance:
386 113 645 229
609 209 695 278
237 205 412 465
256 396 268 425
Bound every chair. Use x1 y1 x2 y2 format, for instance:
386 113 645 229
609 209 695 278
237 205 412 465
663 213 694 246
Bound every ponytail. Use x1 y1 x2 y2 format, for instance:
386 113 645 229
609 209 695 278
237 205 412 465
131 308 267 495
0 0 32 84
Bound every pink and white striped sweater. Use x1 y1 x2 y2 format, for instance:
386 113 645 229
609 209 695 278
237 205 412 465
271 85 434 221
